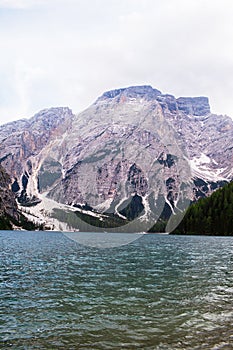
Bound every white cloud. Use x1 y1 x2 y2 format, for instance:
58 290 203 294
0 0 46 9
0 0 233 124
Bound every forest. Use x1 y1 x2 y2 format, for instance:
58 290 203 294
172 181 233 235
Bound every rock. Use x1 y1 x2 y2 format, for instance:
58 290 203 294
0 85 232 231
176 96 210 116
97 85 162 102
0 164 20 228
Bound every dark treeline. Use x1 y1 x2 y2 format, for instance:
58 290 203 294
172 181 233 235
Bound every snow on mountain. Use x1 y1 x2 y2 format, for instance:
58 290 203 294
0 86 232 232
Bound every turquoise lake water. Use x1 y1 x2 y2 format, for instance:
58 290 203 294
0 231 233 349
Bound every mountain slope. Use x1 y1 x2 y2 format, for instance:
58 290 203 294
0 86 232 232
0 164 46 230
0 164 20 229
0 107 74 203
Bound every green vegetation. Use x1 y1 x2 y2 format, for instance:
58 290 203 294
51 208 128 231
172 181 233 235
76 211 128 229
37 157 62 192
38 171 61 191
119 194 144 220
17 190 42 207
18 214 45 231
0 212 45 231
148 201 174 233
148 218 167 233
0 214 13 230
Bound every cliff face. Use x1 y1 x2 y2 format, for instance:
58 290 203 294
0 107 74 203
0 85 232 231
47 87 193 231
0 164 20 229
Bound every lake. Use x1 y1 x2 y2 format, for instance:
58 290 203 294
0 231 233 349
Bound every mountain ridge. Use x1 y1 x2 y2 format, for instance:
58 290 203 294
96 85 211 116
0 85 232 232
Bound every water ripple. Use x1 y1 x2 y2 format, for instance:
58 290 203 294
0 232 233 349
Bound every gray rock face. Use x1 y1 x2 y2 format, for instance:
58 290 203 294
0 85 232 231
0 164 19 224
176 97 210 116
0 107 74 202
98 85 162 102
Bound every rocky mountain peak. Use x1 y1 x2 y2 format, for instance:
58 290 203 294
29 107 73 130
0 107 74 142
95 85 210 117
176 96 210 116
0 85 231 232
96 85 162 102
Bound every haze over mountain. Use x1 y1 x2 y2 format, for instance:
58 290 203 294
0 86 232 232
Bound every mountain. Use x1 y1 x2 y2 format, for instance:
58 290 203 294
172 181 233 235
0 86 232 232
0 164 20 229
0 107 73 202
0 164 41 230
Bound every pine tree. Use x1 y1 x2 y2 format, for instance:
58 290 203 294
172 181 233 236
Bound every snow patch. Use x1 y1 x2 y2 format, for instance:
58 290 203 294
95 198 113 212
139 195 151 221
18 193 80 231
190 154 228 181
193 153 211 165
115 196 129 220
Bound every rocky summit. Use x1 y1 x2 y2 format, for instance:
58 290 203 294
0 85 232 232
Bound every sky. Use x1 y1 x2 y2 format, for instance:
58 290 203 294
0 0 233 124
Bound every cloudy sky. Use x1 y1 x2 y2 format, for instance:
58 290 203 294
0 0 233 124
